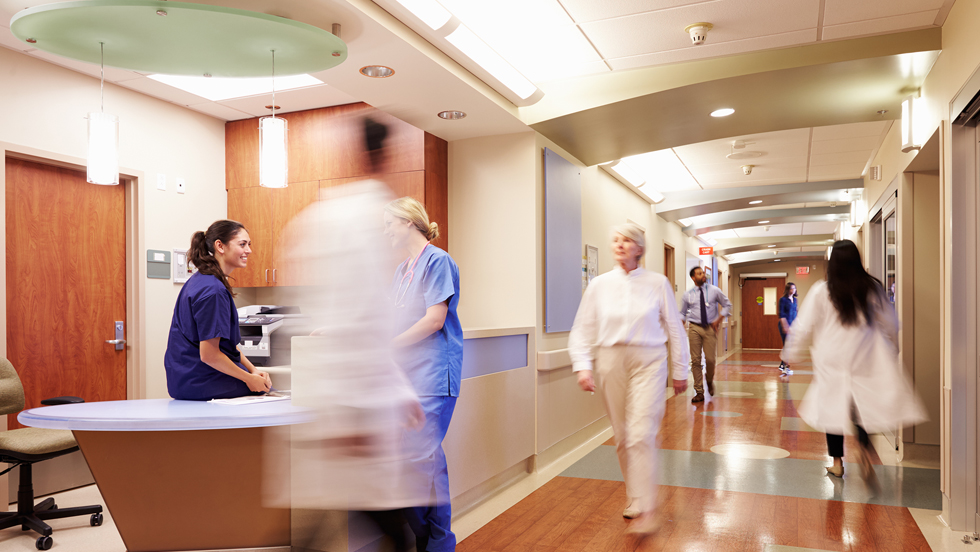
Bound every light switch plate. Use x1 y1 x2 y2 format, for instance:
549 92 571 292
176 177 185 194
156 173 166 191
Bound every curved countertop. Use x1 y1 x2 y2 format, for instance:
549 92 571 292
18 398 313 431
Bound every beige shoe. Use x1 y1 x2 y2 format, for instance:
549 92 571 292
623 500 641 519
826 465 844 477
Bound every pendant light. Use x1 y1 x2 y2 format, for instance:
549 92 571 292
87 42 119 185
259 49 288 188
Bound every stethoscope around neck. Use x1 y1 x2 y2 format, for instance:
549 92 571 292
394 242 429 308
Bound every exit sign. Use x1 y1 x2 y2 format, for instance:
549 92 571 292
796 266 810 275
699 247 713 255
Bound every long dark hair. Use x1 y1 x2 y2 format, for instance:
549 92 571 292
189 220 246 296
827 240 882 327
784 282 796 298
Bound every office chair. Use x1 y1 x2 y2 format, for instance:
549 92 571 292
0 358 103 550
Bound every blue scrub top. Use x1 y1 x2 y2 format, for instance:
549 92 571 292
392 246 463 397
779 295 798 326
164 273 252 401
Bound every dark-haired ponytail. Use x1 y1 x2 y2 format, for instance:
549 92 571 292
188 220 246 296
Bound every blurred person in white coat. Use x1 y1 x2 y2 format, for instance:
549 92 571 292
782 240 926 491
265 117 426 551
568 223 690 535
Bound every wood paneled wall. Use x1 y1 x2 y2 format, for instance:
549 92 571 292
226 103 448 287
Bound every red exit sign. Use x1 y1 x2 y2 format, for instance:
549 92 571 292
796 266 810 275
699 247 713 255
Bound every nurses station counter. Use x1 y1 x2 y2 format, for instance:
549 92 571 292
18 399 311 552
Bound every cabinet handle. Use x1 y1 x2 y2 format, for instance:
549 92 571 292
265 269 269 283
273 269 277 283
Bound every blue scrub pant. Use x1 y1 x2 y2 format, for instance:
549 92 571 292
405 396 457 552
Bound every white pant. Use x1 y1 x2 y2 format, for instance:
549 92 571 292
594 345 668 514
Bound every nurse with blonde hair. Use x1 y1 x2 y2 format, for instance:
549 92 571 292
384 196 462 552
568 223 689 535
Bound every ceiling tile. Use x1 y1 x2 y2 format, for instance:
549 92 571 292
809 135 880 154
219 84 358 118
809 150 874 166
701 229 740 240
561 0 714 24
823 0 943 26
811 121 889 141
116 76 211 106
674 128 810 165
822 10 938 41
184 102 254 122
733 223 804 237
581 0 819 60
606 29 817 70
802 221 842 234
808 164 866 179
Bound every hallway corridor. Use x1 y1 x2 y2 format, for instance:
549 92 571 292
458 351 941 551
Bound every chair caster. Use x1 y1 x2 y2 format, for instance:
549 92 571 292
91 512 104 526
36 535 53 550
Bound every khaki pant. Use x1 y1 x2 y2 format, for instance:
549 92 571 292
688 324 717 394
594 345 667 515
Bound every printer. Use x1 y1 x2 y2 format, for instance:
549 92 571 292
237 305 298 366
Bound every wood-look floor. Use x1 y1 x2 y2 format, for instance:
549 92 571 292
458 352 926 551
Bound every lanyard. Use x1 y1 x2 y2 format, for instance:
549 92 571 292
394 242 429 307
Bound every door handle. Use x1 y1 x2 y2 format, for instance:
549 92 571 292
108 321 125 351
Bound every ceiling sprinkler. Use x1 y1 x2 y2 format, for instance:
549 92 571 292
684 22 713 45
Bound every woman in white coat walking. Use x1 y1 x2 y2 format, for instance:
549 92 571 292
782 240 925 490
568 223 690 535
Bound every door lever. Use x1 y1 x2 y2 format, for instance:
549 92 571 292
108 321 125 351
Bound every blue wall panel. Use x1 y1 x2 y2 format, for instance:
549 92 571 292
543 148 582 333
461 335 529 379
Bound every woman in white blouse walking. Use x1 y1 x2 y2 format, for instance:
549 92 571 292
568 223 690 535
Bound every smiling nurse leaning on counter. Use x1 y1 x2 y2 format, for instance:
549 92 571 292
164 220 272 400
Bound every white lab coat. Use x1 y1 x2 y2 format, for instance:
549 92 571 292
781 280 926 434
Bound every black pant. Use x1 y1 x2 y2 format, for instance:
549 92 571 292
825 425 870 458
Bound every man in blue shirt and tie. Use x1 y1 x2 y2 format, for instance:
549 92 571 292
679 266 733 403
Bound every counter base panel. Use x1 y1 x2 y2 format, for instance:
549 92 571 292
74 428 289 552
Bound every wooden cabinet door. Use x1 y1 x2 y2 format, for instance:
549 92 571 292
228 187 274 287
6 158 127 428
272 181 319 286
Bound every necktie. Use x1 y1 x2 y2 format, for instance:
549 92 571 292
700 286 709 328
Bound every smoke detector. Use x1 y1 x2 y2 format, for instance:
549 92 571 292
684 22 713 45
742 164 754 175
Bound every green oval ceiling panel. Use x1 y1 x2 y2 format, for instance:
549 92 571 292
10 0 347 77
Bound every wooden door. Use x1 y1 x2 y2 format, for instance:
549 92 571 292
5 158 126 428
227 187 273 287
272 181 319 286
741 277 785 349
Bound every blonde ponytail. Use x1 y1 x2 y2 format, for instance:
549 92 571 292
385 197 438 241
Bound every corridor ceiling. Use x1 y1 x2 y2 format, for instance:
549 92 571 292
0 0 954 264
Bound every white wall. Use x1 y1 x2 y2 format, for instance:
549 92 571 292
0 47 227 399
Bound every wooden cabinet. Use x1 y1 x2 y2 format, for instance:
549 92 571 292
226 102 448 287
227 181 319 287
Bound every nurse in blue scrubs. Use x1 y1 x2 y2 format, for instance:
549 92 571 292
164 220 272 401
383 197 462 552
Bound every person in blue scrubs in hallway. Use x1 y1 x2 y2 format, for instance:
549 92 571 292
164 220 272 400
384 197 462 552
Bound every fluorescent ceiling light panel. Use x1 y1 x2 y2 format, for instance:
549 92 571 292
711 108 735 117
392 0 452 30
446 25 537 99
149 74 323 102
640 187 666 204
609 161 645 187
622 149 700 193
749 200 763 205
437 0 604 82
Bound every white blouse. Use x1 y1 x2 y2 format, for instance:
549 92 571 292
568 266 690 380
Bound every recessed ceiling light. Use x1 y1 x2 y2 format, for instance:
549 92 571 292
758 220 770 224
767 244 776 247
710 108 735 117
774 259 781 262
438 110 467 120
360 65 395 78
749 200 763 205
